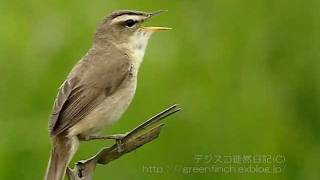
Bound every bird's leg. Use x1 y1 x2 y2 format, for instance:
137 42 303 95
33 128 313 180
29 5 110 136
82 134 127 141
80 133 128 152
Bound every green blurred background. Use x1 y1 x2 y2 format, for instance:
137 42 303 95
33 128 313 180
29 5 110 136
0 0 319 179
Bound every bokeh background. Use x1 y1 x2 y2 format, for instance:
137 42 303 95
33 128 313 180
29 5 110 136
0 0 319 179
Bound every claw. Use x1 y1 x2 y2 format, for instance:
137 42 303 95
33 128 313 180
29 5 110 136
116 138 124 153
110 133 127 153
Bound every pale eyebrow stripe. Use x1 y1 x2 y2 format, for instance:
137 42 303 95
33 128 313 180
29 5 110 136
111 15 143 24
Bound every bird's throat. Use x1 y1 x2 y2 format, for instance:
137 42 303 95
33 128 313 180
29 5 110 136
128 30 152 71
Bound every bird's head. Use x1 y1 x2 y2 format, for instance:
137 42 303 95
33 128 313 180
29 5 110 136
94 10 170 48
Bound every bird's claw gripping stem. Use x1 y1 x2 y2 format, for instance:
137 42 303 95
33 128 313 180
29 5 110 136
81 133 127 152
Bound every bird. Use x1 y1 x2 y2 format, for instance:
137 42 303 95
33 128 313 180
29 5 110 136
44 10 171 180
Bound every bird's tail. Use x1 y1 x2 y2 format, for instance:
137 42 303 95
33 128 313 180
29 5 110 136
45 134 79 180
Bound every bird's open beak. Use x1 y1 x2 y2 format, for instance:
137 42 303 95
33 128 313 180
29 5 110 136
142 26 172 32
141 10 172 32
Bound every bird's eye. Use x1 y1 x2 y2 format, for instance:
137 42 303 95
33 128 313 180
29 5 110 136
125 19 136 27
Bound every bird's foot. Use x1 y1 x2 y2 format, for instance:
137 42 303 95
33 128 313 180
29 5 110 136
81 133 128 153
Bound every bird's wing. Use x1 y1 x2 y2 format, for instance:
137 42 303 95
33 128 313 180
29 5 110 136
48 52 130 136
